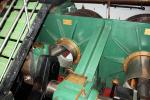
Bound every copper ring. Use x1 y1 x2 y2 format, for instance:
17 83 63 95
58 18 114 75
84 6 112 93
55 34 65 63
56 38 81 64
124 51 150 72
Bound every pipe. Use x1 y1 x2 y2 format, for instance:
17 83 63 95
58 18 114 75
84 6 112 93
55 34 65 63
0 0 16 28
71 0 150 6
46 81 58 94
110 4 145 10
24 0 31 31
50 45 66 56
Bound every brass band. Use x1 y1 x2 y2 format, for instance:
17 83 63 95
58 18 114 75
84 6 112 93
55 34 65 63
124 51 150 72
57 38 81 64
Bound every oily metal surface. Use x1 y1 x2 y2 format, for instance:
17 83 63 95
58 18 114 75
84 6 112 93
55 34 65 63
124 51 150 72
124 51 150 81
127 14 150 23
68 9 102 18
124 51 150 95
57 38 81 64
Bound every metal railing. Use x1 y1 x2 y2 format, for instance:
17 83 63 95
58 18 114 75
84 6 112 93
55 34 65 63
0 0 16 28
0 0 39 80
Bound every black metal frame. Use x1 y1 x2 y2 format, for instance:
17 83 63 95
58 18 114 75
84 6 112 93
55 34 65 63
0 4 51 97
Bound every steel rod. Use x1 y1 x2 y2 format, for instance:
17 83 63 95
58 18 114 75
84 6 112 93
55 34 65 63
71 0 150 6
110 4 145 10
0 0 16 28
24 0 31 31
0 0 29 55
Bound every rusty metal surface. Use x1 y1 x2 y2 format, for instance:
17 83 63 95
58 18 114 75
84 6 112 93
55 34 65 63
127 14 150 23
71 0 150 6
68 8 102 18
0 0 10 13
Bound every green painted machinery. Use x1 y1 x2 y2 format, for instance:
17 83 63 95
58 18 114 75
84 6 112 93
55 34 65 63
33 5 150 99
0 0 150 99
37 15 149 99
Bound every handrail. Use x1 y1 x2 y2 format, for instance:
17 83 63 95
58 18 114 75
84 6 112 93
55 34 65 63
0 1 39 82
0 0 29 55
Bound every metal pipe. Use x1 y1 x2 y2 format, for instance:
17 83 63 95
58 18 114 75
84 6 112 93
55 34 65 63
0 0 16 28
50 45 66 56
71 0 150 6
110 4 145 10
0 0 29 55
46 81 58 94
24 0 31 31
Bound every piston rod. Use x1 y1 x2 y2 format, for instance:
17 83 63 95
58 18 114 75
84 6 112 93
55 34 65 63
50 45 66 56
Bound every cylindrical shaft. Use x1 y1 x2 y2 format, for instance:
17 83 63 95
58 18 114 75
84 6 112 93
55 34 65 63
50 45 66 56
46 81 58 94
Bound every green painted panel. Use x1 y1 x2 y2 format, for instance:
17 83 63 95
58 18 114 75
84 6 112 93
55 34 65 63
15 1 42 10
37 14 104 54
0 11 18 37
0 39 21 58
98 21 150 87
10 12 37 40
37 14 150 89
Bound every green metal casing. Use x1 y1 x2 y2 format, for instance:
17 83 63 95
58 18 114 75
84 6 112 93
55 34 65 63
36 13 150 99
1 1 150 99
